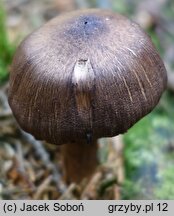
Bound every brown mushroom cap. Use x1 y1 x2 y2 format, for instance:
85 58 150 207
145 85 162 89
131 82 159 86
8 9 167 145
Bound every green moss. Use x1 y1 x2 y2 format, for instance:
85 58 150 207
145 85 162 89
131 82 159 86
155 167 174 199
122 92 174 199
121 180 142 200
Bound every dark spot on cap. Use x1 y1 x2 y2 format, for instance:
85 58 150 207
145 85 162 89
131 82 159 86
64 15 108 41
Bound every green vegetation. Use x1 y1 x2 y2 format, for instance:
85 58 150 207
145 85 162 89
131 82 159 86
0 3 15 85
123 91 174 199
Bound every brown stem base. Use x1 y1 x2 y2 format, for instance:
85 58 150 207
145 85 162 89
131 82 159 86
61 140 98 184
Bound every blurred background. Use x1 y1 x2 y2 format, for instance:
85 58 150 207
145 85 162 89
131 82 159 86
0 0 174 200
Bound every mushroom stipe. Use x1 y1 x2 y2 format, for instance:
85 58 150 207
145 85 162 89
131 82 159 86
8 9 167 183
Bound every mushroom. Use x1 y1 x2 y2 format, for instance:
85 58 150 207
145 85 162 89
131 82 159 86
8 9 167 183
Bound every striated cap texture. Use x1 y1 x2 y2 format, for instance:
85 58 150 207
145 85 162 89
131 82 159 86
8 9 167 144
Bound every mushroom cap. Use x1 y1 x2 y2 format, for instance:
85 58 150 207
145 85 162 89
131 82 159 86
8 9 167 145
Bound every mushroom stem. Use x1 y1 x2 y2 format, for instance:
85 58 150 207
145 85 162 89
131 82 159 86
61 140 98 183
